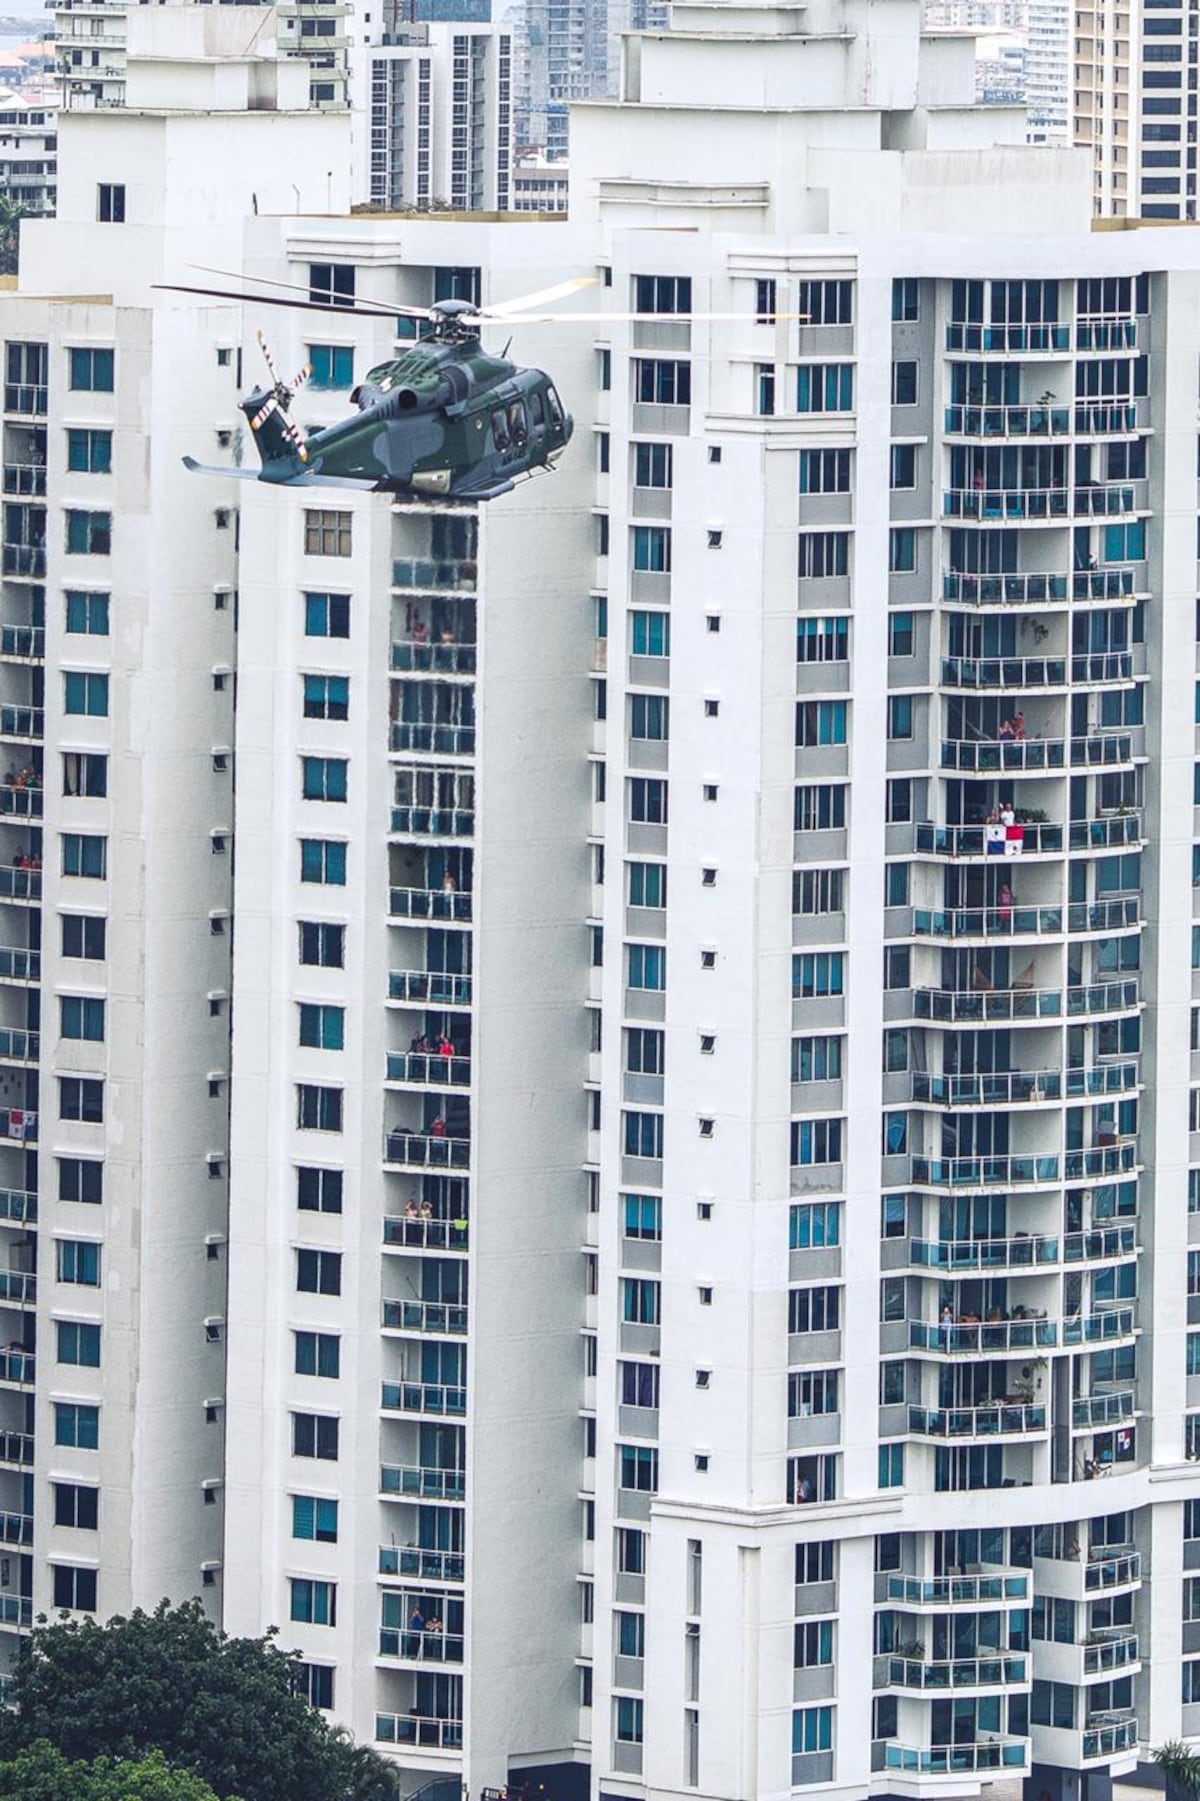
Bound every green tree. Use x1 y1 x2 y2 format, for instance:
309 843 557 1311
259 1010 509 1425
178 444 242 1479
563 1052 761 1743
1155 1743 1200 1801
0 1740 227 1801
0 195 27 277
3 1601 398 1801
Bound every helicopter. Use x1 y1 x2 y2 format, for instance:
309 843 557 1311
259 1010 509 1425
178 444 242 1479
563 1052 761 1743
162 268 803 503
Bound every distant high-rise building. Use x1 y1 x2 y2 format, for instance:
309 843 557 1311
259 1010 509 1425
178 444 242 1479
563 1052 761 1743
1074 0 1198 220
361 22 512 211
1027 0 1069 140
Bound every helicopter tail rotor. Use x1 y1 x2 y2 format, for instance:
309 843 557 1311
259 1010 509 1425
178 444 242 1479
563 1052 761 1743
255 330 310 464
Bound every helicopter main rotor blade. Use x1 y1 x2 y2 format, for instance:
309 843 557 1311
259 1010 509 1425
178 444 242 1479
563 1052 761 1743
188 263 434 320
153 282 419 320
467 309 810 324
485 276 598 317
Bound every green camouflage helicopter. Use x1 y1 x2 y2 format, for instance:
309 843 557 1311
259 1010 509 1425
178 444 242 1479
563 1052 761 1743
166 269 778 503
170 275 593 502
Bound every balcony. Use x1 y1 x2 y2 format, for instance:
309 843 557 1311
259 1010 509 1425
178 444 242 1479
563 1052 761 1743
1033 1548 1140 1599
381 1380 467 1417
387 971 472 1006
393 557 477 593
944 487 1069 523
1 466 44 498
1072 1391 1136 1429
873 1739 1030 1775
386 1052 470 1088
944 402 1070 439
0 1269 33 1305
0 788 40 819
912 988 1062 1023
1075 319 1138 352
0 869 40 904
906 1402 1047 1438
389 885 472 924
910 816 1140 858
390 724 475 758
1081 1715 1138 1760
374 1713 463 1750
382 1216 468 1254
380 1464 465 1501
383 1131 470 1172
0 948 39 983
941 654 1067 691
0 1189 34 1224
1066 978 1139 1017
0 626 43 660
0 707 42 742
1063 1142 1138 1179
0 1030 36 1067
1037 1634 1140 1686
874 1651 1029 1692
910 1069 1063 1107
909 1151 1061 1187
877 1571 1029 1608
0 1350 31 1385
0 1110 34 1143
379 1628 465 1664
1064 1223 1138 1262
1073 568 1139 601
3 386 46 417
1 547 44 579
1074 482 1145 518
391 642 477 675
910 1233 1059 1270
381 1298 468 1335
910 1316 1056 1353
0 1510 30 1544
945 322 1070 353
390 806 474 840
943 572 1067 606
0 1594 30 1626
0 1430 33 1466
1074 401 1140 431
1062 1307 1135 1346
378 1546 464 1582
941 737 1065 773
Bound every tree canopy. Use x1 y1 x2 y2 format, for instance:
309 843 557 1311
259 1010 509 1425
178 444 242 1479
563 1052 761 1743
0 1601 398 1801
0 1741 225 1801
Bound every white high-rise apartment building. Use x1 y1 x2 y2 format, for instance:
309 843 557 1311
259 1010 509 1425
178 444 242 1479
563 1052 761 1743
8 3 1200 1801
1073 0 1199 221
1027 0 1070 139
359 22 513 213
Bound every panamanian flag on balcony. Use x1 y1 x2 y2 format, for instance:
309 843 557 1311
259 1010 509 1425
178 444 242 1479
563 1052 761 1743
985 824 1024 856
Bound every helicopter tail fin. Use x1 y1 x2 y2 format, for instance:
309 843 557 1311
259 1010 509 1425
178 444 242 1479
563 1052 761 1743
240 387 308 469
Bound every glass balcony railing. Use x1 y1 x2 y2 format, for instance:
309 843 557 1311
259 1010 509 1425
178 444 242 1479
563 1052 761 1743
906 1402 1047 1438
911 900 1140 940
1073 567 1138 600
1063 1142 1138 1179
945 487 1070 522
909 1151 1061 1186
0 1510 31 1544
1072 1390 1136 1429
0 1594 30 1626
390 806 474 839
909 1316 1057 1353
945 321 1070 353
392 557 477 592
912 988 1062 1023
381 1380 467 1416
0 1188 35 1223
876 1651 1029 1689
380 1463 465 1500
876 1738 1029 1774
383 1131 470 1171
941 733 1142 774
909 1069 1063 1106
378 1628 465 1663
387 971 472 1005
0 1110 34 1143
388 885 472 923
0 789 41 819
386 1051 471 1087
390 724 475 757
0 626 43 660
0 706 42 740
1 547 44 578
1 465 45 498
1063 1224 1139 1262
1062 1307 1135 1345
0 1029 37 1064
375 1713 463 1748
942 572 1068 606
911 1233 1060 1269
390 641 477 675
1085 1550 1140 1591
378 1545 464 1582
382 1216 468 1253
0 869 40 902
1074 401 1140 431
0 1430 33 1465
1081 1717 1137 1759
881 1571 1030 1607
0 948 40 982
1075 319 1138 352
911 817 1141 857
1074 482 1144 517
1065 979 1140 1016
944 403 1070 438
381 1298 468 1335
941 655 1067 689
0 1270 34 1304
3 385 46 417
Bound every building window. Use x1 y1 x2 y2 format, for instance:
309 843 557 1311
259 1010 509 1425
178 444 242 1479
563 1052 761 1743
296 1085 343 1133
56 1320 101 1366
796 364 853 413
793 1706 833 1755
298 1003 345 1051
309 263 355 308
888 612 914 656
629 778 668 825
56 1238 100 1285
302 675 349 721
793 785 847 831
61 914 106 965
64 671 109 716
60 996 105 1042
68 348 114 393
630 694 669 741
618 1446 659 1493
633 274 692 314
65 511 111 556
795 700 847 746
879 1444 905 1488
798 533 849 579
67 429 112 474
65 591 110 638
628 862 666 908
96 183 125 222
292 1412 339 1460
306 345 353 390
304 592 350 638
792 1036 843 1083
633 442 672 488
59 1075 103 1122
302 757 348 803
892 278 919 321
890 445 917 489
892 361 918 406
52 1565 97 1611
632 525 671 572
887 696 913 739
297 1166 343 1214
630 610 670 657
292 1495 339 1543
63 752 108 798
296 1248 342 1296
889 529 916 574
790 1119 843 1167
793 869 844 915
299 922 345 968
799 449 852 494
294 1331 340 1379
59 1157 102 1204
634 359 691 406
53 1482 98 1528
304 510 352 558
290 1578 337 1626
628 943 666 990
792 952 845 998
299 839 346 886
293 1663 334 1710
54 1402 99 1448
797 279 853 325
62 833 106 879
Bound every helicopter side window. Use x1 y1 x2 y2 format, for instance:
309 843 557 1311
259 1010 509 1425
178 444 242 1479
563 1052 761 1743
546 386 564 429
491 408 510 451
529 390 545 427
508 401 528 448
